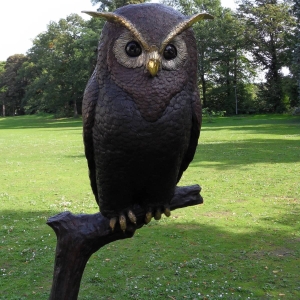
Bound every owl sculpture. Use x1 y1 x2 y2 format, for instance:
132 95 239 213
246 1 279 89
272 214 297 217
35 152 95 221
82 4 213 231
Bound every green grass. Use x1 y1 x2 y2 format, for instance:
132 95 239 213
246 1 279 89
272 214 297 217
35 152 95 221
0 114 299 300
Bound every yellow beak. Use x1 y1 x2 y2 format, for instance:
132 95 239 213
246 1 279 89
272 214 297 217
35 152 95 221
147 59 160 77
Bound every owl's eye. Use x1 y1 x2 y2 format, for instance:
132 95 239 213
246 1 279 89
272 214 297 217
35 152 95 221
163 44 177 60
125 41 142 57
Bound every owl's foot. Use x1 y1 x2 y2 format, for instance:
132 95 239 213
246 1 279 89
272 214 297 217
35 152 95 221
109 209 137 232
144 205 171 224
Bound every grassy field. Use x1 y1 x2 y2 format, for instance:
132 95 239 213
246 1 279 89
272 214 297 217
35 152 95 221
0 114 299 300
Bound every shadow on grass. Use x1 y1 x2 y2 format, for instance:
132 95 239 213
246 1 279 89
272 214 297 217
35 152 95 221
0 115 82 130
201 115 300 139
1 208 299 299
193 138 300 168
202 114 300 128
1 114 299 132
201 123 300 137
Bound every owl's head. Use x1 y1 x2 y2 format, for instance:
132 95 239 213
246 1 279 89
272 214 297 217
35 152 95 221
83 4 212 77
83 4 213 121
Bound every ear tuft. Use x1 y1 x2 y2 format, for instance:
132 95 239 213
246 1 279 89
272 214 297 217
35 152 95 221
160 12 214 52
82 11 151 51
81 11 118 23
187 13 214 27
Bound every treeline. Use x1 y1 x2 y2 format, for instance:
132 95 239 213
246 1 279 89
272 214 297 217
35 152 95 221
0 15 103 117
0 0 299 117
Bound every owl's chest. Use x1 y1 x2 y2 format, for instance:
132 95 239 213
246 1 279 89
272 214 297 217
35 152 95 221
93 82 192 153
109 58 189 122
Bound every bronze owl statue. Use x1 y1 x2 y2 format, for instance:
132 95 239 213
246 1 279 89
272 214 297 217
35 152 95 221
82 4 213 231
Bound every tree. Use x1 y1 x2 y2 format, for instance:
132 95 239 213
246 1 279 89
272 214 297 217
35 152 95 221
21 14 102 117
0 55 27 116
91 0 147 12
237 0 296 112
292 0 300 105
0 62 5 74
0 61 6 116
162 0 256 114
199 8 256 114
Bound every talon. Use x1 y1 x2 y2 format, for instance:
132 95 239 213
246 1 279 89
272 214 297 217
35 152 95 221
145 211 152 224
109 217 117 231
164 207 171 217
154 209 161 220
128 210 137 224
126 223 136 233
119 214 126 232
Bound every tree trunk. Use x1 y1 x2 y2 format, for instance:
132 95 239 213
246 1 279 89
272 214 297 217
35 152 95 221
226 58 231 100
198 51 207 107
233 47 238 114
233 47 237 87
269 32 282 112
200 74 207 107
73 98 78 118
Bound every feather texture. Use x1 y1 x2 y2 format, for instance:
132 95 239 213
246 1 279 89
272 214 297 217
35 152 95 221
82 3 208 223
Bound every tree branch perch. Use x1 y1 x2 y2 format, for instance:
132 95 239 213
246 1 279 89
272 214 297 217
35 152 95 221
47 184 203 300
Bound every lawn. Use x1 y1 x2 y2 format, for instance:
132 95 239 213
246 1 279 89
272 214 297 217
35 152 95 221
0 114 299 300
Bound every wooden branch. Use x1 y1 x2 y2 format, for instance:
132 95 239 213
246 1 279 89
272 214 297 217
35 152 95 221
47 185 203 300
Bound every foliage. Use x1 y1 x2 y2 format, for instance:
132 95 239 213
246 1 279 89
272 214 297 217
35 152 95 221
291 0 300 105
0 114 299 299
202 107 226 122
0 54 28 116
0 61 6 113
290 106 300 115
1 0 299 116
91 0 147 12
0 61 5 73
164 0 297 114
20 14 102 117
162 0 258 114
237 0 296 112
281 75 299 108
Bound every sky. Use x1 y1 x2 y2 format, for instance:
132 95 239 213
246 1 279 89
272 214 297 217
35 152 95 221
0 0 237 62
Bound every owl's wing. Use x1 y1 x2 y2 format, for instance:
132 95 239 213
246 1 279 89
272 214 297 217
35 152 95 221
176 93 202 183
82 71 99 204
